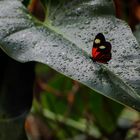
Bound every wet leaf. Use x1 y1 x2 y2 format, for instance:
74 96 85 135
0 0 140 110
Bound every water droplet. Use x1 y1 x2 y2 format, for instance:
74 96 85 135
79 26 85 30
84 21 90 25
113 50 117 53
123 50 126 53
53 44 58 47
76 7 82 12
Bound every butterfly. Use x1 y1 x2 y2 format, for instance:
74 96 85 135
90 33 112 64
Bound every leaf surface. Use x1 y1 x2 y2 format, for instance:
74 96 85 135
0 0 140 110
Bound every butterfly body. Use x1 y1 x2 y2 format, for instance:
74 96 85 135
91 33 112 64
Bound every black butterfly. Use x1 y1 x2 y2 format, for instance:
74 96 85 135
91 33 112 64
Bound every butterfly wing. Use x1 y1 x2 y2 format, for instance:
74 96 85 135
92 33 112 63
95 53 112 64
93 33 105 45
92 33 105 59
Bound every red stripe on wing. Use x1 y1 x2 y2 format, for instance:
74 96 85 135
92 48 100 58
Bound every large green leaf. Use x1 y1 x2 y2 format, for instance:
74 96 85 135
0 0 140 111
